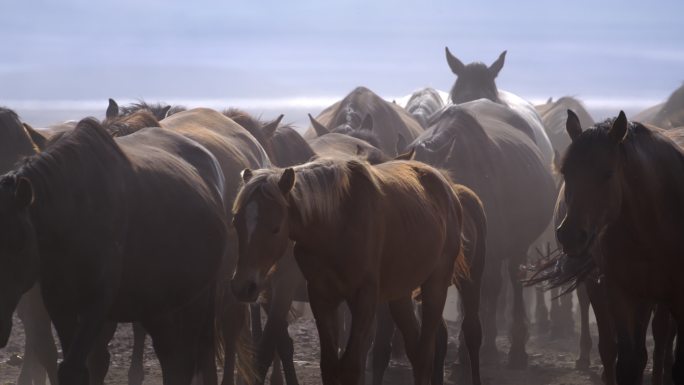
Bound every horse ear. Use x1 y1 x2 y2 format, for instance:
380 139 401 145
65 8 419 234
396 134 407 154
15 177 34 208
308 114 329 136
160 105 172 119
489 50 507 78
546 97 553 104
609 111 628 143
445 47 465 76
262 114 284 139
241 169 253 183
23 123 47 150
566 109 583 142
106 98 119 119
394 148 415 161
278 168 295 195
360 114 373 131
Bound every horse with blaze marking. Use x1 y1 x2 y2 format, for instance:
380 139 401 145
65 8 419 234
231 158 466 385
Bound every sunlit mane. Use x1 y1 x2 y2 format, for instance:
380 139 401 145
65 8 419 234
233 158 381 225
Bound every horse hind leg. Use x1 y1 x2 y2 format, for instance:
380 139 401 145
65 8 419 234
576 283 592 370
507 254 529 369
87 321 118 385
457 272 483 385
653 305 672 385
480 258 503 364
414 271 451 385
128 322 147 385
372 302 395 385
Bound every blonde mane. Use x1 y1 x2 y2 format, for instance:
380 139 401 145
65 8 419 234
233 158 382 225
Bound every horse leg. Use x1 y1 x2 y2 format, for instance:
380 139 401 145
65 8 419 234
608 283 650 385
270 354 284 385
415 273 451 385
220 288 249 385
672 322 683 385
458 272 483 385
664 319 676 385
653 305 673 385
534 286 550 335
339 284 377 385
308 288 342 385
480 258 503 363
372 302 395 385
431 319 448 385
128 322 147 385
576 283 592 370
507 255 529 369
87 321 117 385
388 297 420 368
16 286 58 385
586 279 617 385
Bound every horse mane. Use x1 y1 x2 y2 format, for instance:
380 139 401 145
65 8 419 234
120 101 186 120
233 158 381 226
18 118 130 207
104 109 161 137
222 108 262 134
0 107 41 166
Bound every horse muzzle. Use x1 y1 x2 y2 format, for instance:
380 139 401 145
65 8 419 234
556 220 593 257
230 275 261 303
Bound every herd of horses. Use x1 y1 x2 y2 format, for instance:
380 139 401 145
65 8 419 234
0 47 683 385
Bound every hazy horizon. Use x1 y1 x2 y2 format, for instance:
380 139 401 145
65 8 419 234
2 0 683 126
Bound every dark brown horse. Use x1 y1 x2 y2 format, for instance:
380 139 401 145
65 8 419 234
106 102 269 385
0 108 58 385
231 158 466 385
557 111 684 385
411 104 556 368
634 83 684 129
405 88 445 129
0 118 229 385
304 86 423 156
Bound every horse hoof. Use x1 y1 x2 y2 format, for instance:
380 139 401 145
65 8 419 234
575 357 590 370
507 351 528 369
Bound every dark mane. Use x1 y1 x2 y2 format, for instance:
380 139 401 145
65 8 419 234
16 118 131 213
120 101 186 120
104 110 161 137
0 107 40 169
222 108 263 134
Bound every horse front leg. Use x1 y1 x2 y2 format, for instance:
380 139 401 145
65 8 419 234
586 279 617 385
608 283 651 385
340 284 378 385
480 258 503 364
672 321 683 385
652 305 673 385
507 255 529 369
308 288 342 385
128 322 147 385
576 283 592 370
16 285 58 385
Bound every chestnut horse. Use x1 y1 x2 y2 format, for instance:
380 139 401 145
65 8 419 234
0 118 228 385
557 111 684 385
231 158 466 385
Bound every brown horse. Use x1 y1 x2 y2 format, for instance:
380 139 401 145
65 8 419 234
304 86 423 156
536 96 595 156
0 118 229 385
634 83 684 129
411 104 556 368
231 158 466 385
372 182 486 385
106 101 269 385
557 111 684 385
308 131 391 165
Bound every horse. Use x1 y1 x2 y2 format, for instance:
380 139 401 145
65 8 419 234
0 108 59 385
405 88 445 128
110 98 187 121
231 158 466 385
634 83 684 129
308 131 391 165
410 105 556 368
0 117 229 385
106 101 270 385
304 86 423 156
536 96 595 156
557 110 684 385
371 182 486 385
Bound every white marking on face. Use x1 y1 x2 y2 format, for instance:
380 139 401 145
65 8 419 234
245 201 259 243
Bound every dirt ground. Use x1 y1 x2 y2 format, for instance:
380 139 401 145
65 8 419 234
0 312 658 385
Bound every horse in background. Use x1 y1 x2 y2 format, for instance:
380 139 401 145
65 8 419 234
411 104 556 368
557 111 684 385
405 88 445 128
634 83 684 129
304 86 423 156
